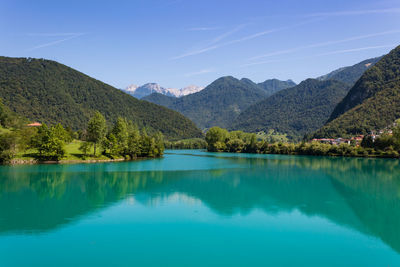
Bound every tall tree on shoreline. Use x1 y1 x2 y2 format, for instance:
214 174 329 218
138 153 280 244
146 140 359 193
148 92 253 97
87 111 107 156
111 117 129 155
31 124 66 161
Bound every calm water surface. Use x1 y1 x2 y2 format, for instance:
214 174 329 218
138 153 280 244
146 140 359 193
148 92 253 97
0 150 400 266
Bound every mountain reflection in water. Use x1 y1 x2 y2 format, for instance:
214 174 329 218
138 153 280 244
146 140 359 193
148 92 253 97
0 151 399 254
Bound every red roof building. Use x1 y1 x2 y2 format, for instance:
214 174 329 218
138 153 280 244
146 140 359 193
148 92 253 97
26 122 42 127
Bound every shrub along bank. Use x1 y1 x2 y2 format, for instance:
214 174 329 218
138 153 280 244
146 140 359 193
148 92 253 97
205 127 400 158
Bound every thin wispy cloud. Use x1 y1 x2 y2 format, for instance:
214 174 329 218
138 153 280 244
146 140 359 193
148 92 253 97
187 27 222 31
184 69 215 77
176 29 283 60
316 44 396 56
242 44 396 67
172 25 249 60
172 45 220 60
208 24 247 45
26 33 85 51
170 28 275 60
27 33 84 37
241 58 288 67
250 30 400 60
171 19 321 60
229 28 279 43
305 7 400 17
239 7 400 21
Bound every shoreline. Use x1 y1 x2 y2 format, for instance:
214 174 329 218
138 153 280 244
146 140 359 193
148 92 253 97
8 158 126 165
6 156 160 166
204 150 400 159
4 150 398 166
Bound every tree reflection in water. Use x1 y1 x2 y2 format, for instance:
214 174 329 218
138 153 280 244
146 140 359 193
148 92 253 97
0 153 399 252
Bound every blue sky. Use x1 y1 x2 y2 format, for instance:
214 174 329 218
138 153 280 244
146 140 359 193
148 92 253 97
1 0 400 89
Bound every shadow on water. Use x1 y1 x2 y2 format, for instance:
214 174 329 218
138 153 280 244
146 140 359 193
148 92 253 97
0 151 399 252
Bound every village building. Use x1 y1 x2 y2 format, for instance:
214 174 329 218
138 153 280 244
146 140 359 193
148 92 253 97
26 122 42 127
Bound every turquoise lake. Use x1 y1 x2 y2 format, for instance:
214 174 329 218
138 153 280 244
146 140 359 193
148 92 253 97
1 150 400 266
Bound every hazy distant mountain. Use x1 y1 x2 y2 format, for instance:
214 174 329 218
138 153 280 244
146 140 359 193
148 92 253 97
123 83 204 98
317 57 381 85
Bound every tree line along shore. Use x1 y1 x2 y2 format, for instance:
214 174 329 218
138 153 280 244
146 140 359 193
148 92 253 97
203 126 400 158
155 124 400 158
0 100 164 164
1 94 399 164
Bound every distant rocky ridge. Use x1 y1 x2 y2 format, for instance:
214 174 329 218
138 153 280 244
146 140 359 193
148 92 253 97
123 83 204 98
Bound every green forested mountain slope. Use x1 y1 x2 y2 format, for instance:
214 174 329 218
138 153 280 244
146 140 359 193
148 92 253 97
313 86 400 138
142 92 176 108
257 78 296 96
313 45 400 137
239 78 295 96
328 47 399 122
143 76 269 129
231 79 350 139
317 57 381 85
0 56 202 140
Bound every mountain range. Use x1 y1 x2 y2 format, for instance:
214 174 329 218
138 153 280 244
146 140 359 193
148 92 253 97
143 77 296 129
230 56 381 139
313 45 400 138
231 79 350 139
123 83 204 98
0 48 395 142
130 50 398 140
0 56 202 140
143 56 381 137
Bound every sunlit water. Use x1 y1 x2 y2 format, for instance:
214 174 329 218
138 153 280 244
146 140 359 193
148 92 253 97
0 150 400 266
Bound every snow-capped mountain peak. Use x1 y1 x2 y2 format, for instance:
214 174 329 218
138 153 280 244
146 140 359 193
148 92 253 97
125 84 139 93
122 83 204 98
178 85 204 96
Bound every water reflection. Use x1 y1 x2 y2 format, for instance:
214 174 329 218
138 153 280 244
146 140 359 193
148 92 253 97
0 152 399 253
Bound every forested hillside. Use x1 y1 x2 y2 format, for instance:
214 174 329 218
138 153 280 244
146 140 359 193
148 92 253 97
328 47 399 122
0 56 202 140
317 57 381 85
231 79 350 140
143 76 269 129
142 92 176 107
257 78 296 95
239 78 296 96
313 45 400 137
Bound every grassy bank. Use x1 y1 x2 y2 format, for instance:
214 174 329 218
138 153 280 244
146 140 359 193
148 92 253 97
0 110 165 164
13 140 124 164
